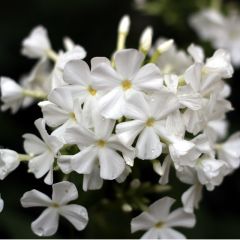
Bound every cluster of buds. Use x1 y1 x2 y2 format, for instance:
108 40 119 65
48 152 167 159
0 15 239 238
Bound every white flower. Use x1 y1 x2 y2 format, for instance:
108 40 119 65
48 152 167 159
20 181 88 236
92 48 163 119
63 58 105 126
131 196 196 239
0 149 20 180
217 132 240 170
0 77 24 113
39 87 83 138
0 194 3 213
116 91 184 160
63 111 135 181
21 26 51 59
23 118 63 184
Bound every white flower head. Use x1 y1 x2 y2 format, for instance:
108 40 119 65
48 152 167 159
23 118 63 184
131 196 196 239
0 149 20 180
92 48 163 119
20 181 88 236
21 26 51 59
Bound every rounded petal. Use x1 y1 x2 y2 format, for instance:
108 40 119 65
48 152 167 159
98 148 125 180
132 63 163 91
52 181 78 205
116 120 144 145
23 133 46 155
98 87 125 119
83 165 103 191
131 212 155 233
71 146 98 174
39 101 69 128
114 49 144 79
59 204 88 231
28 152 54 179
159 228 186 239
166 208 196 228
63 59 91 86
31 208 59 237
20 189 51 208
136 127 162 160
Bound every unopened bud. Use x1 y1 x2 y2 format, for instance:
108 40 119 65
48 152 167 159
157 39 174 53
118 15 130 34
139 26 153 54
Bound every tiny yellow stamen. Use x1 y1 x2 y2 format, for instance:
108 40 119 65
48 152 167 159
146 117 155 127
97 139 106 148
51 202 60 208
88 86 97 96
121 80 132 91
69 112 76 121
155 221 164 228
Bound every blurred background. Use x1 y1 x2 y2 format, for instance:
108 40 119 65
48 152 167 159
0 0 240 238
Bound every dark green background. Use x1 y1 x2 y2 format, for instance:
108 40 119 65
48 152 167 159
0 0 240 238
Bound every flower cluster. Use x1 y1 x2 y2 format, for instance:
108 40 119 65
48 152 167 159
190 7 240 67
0 15 240 238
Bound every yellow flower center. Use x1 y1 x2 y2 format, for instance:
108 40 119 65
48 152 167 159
97 139 106 148
145 117 155 127
121 80 132 91
51 202 60 208
155 221 164 228
69 112 76 121
88 86 97 96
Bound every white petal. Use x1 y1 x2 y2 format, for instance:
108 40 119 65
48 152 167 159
166 208 196 228
187 43 204 63
136 127 162 160
133 63 163 91
140 228 160 239
71 146 98 174
98 148 125 180
92 109 115 139
23 133 47 155
52 181 78 205
159 228 186 239
90 57 111 69
59 204 88 231
98 87 125 119
63 59 90 86
39 101 69 128
28 152 54 179
150 91 179 120
20 189 51 207
31 208 59 236
64 124 95 147
107 136 136 166
83 165 103 191
114 49 144 79
48 87 74 112
116 120 145 145
124 91 150 120
159 155 172 185
92 63 121 90
0 195 3 212
184 63 202 92
57 155 72 174
131 213 155 233
182 184 203 213
147 197 175 222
